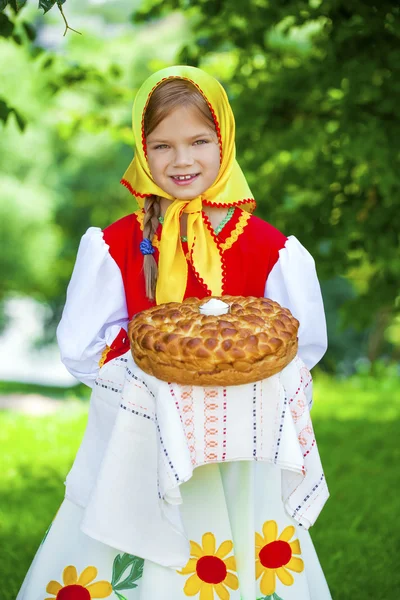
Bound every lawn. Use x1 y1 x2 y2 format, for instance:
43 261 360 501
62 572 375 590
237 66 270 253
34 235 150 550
1 371 399 599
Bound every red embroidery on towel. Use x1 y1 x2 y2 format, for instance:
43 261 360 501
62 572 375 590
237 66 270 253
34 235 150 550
204 389 220 461
298 418 314 449
179 386 196 466
222 388 227 461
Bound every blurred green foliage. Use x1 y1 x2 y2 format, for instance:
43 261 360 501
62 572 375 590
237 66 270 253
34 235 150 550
0 0 399 370
0 0 189 337
0 1 63 15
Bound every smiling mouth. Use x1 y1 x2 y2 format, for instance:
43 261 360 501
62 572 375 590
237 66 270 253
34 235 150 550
170 173 200 182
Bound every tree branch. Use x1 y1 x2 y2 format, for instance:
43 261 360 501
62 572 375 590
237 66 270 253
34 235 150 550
57 2 81 37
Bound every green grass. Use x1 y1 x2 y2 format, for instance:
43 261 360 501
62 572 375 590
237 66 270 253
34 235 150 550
0 379 90 400
311 371 400 599
1 372 399 599
1 402 88 599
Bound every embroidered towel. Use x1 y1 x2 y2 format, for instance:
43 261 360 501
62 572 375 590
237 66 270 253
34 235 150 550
64 353 328 567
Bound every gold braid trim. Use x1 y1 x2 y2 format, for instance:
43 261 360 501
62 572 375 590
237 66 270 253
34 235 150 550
135 209 160 249
220 210 251 252
99 345 111 368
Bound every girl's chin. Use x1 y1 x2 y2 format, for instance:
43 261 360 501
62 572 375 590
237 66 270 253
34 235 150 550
174 191 201 199
164 186 207 200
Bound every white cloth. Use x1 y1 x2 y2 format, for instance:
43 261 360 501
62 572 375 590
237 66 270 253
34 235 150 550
57 229 327 386
265 236 327 370
17 465 332 600
56 227 128 387
65 352 328 568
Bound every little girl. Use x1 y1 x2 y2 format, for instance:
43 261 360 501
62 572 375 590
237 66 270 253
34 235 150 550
17 66 331 600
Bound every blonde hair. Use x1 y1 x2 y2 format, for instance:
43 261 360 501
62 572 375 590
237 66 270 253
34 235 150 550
142 78 215 301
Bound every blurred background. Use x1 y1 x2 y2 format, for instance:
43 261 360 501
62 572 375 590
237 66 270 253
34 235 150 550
1 1 399 598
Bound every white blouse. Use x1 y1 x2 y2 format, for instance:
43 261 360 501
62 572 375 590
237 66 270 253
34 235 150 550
57 228 327 387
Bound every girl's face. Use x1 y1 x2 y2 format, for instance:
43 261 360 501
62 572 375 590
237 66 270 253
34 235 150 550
146 105 220 200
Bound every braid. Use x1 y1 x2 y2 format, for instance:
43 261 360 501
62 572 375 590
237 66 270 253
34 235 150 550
143 195 161 301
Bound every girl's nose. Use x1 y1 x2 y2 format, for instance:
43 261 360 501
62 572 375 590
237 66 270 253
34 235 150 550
173 146 194 167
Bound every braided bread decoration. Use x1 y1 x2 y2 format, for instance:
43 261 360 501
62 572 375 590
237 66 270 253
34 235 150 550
128 296 299 386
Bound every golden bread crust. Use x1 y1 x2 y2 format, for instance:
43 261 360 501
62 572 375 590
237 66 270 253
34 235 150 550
128 296 299 386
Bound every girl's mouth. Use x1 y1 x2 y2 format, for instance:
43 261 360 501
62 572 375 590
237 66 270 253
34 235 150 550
170 173 200 186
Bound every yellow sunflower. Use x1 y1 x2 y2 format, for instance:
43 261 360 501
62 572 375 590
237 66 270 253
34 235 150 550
178 532 239 600
255 520 304 596
45 565 112 600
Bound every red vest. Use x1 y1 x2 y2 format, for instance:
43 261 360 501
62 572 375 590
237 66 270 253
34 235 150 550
102 208 287 362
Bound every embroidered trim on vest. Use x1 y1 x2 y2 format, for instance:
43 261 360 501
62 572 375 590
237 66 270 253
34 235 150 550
214 206 235 235
158 206 235 240
99 345 110 368
220 210 251 252
202 198 257 212
134 209 160 249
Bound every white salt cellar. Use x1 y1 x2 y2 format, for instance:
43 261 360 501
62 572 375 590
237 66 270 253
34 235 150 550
199 298 230 316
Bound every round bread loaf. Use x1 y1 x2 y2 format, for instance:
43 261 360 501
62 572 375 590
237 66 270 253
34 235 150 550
128 296 299 386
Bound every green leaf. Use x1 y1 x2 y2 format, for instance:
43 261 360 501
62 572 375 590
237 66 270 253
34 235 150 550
128 556 144 582
112 554 131 584
111 553 143 587
13 108 26 131
38 0 65 14
115 593 128 600
22 21 36 41
0 12 14 37
273 593 284 600
114 556 144 590
0 99 26 131
113 581 138 591
38 0 55 14
2 0 26 12
112 554 127 586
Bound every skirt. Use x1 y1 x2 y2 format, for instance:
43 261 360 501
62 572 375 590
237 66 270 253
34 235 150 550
17 461 332 600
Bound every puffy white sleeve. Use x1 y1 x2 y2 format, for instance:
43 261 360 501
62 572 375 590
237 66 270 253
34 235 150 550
56 227 128 387
264 236 327 370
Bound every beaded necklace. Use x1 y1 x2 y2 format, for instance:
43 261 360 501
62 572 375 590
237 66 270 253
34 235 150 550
158 206 235 242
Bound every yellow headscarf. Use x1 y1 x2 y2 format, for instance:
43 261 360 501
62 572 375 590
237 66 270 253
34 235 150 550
121 65 255 304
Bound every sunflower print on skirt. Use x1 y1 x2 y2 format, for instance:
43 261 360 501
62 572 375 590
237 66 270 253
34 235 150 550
255 520 304 596
45 553 144 600
45 565 112 599
178 532 239 599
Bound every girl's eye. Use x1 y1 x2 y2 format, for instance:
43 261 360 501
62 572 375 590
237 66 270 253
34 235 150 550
194 139 208 145
154 144 169 150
